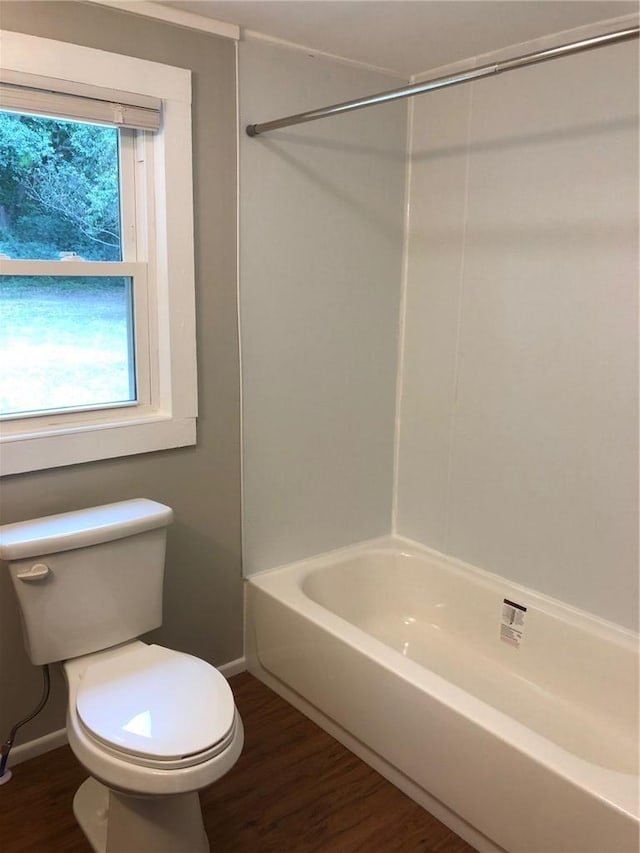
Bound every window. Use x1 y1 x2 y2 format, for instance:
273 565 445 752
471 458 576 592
1 114 138 417
0 31 197 475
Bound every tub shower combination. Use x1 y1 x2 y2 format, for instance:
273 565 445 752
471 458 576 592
242 23 640 853
246 539 639 853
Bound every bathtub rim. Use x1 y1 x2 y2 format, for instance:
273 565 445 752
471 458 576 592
246 534 639 821
248 533 639 648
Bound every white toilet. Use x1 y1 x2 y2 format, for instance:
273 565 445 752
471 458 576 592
0 499 244 853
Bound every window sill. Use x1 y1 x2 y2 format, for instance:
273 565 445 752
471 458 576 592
0 414 196 475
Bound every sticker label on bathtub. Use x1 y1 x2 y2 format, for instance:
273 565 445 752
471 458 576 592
500 599 527 647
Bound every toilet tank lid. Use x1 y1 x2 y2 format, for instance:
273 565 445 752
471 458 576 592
0 499 173 561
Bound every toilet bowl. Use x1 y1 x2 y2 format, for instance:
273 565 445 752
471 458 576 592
66 641 244 794
0 499 244 853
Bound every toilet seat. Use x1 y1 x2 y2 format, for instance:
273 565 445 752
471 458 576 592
75 644 236 770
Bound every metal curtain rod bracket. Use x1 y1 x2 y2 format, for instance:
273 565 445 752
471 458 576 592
246 26 639 137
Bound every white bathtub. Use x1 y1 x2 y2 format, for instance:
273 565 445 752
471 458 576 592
245 537 639 853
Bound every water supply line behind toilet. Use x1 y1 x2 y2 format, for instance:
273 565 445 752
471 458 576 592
0 664 50 785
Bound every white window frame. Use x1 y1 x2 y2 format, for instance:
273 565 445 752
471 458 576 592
0 31 197 476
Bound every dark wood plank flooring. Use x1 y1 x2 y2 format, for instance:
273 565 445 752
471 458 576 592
0 672 476 852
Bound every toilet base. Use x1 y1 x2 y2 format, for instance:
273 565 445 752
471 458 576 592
74 777 209 853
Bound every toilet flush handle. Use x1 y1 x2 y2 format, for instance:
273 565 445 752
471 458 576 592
16 563 51 582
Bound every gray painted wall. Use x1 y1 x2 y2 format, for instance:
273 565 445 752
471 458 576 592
0 2 242 746
397 34 639 629
239 40 407 574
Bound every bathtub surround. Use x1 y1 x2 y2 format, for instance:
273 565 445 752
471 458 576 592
0 2 241 751
239 39 408 574
240 18 639 633
396 31 639 630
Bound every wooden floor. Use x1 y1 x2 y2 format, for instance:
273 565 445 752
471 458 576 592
0 672 476 852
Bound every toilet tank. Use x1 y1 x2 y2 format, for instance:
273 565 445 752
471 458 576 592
0 499 173 665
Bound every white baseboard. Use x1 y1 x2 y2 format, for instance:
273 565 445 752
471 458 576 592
8 728 68 767
219 656 247 678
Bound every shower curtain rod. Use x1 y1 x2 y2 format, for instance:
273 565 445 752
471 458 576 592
246 25 639 137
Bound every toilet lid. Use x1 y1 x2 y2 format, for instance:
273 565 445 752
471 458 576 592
76 644 236 761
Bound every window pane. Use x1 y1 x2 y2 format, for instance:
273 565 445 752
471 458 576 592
0 276 135 417
0 112 122 261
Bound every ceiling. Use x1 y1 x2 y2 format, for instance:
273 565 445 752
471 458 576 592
161 1 638 76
